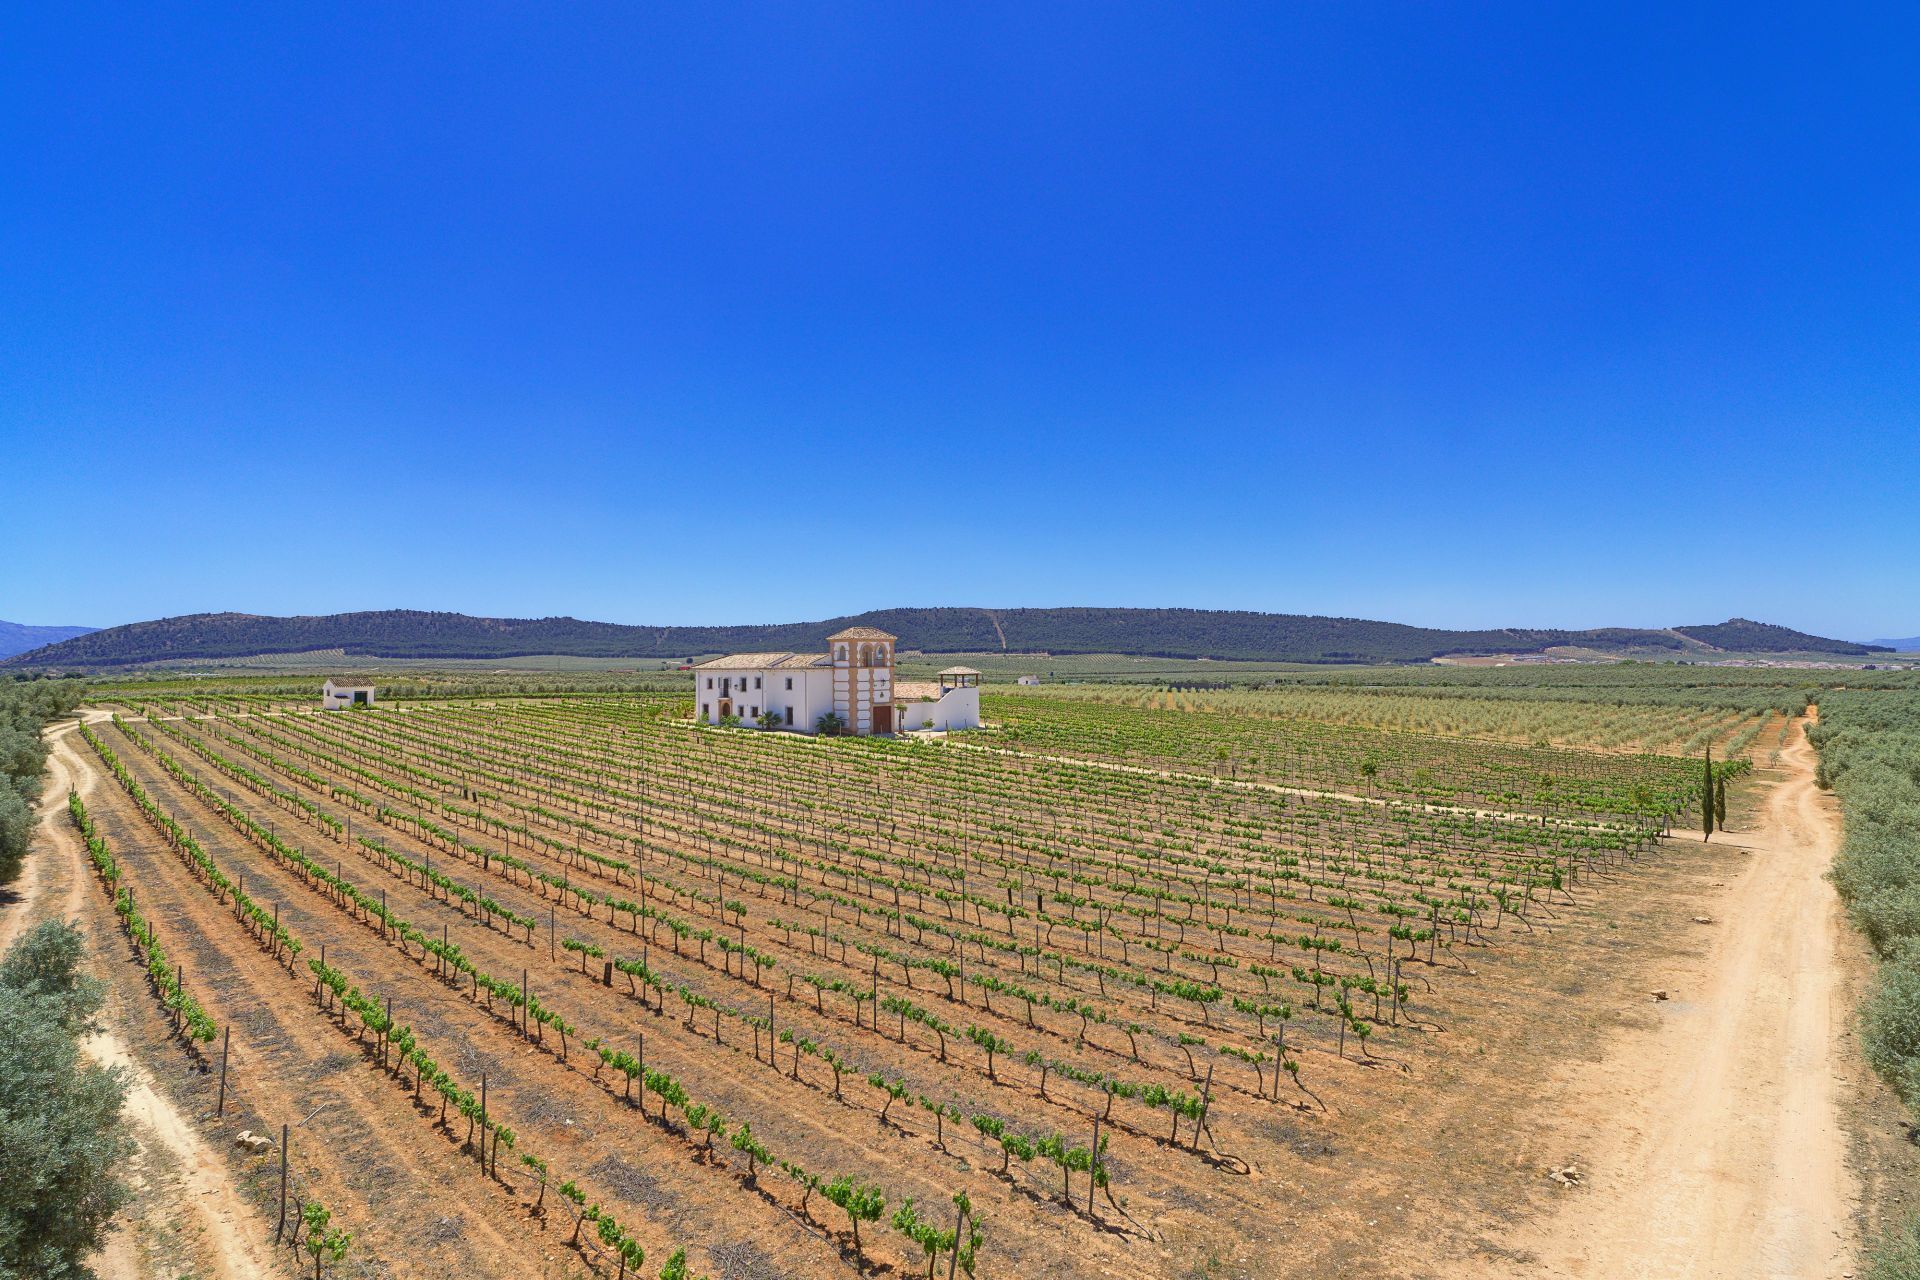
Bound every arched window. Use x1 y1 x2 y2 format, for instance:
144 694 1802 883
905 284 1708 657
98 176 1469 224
835 644 847 662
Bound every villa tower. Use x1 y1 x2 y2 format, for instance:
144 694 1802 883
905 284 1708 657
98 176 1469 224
829 626 895 734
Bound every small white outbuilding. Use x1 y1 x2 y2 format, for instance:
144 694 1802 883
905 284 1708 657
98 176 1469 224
1016 674 1041 686
321 679 375 710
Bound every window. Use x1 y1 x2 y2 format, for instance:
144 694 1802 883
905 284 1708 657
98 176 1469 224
785 706 794 725
754 676 762 689
751 706 759 718
706 677 714 689
784 677 793 690
835 644 847 661
701 703 710 718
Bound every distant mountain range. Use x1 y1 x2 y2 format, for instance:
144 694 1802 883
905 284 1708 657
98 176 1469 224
1874 636 1920 652
0 620 97 661
0 608 1892 669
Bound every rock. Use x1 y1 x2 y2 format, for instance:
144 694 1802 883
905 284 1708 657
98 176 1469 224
1651 989 1670 1001
234 1130 274 1154
1548 1165 1583 1187
1691 916 1714 924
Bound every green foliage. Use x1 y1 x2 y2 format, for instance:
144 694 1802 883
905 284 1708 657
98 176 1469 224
891 1196 958 1278
1812 690 1920 1270
300 1202 352 1278
0 680 83 881
822 1175 885 1264
0 919 133 1280
1863 957 1920 1104
1817 691 1920 961
1866 1215 1920 1280
1673 617 1888 656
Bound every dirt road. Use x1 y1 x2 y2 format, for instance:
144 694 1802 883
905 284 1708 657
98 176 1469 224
0 716 267 1280
1490 713 1858 1279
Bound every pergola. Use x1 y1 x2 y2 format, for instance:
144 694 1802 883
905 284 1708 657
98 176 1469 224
937 666 981 691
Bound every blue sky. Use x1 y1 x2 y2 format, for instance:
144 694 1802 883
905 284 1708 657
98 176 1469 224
3 4 1915 640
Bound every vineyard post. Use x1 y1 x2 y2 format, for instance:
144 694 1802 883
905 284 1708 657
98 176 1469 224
480 1073 488 1169
381 889 387 941
217 1026 230 1115
276 1123 289 1242
174 966 184 1035
521 969 528 1036
549 903 556 962
1088 1114 1100 1215
1194 1064 1214 1152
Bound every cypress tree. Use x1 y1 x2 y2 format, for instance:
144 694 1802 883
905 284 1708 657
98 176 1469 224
1715 775 1728 829
1701 748 1715 840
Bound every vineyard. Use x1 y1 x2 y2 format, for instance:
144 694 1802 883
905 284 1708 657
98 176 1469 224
57 690 1739 1278
1016 684 1788 755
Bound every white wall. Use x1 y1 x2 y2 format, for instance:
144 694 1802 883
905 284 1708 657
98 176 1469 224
898 685 980 733
695 669 776 724
693 666 834 730
321 685 372 710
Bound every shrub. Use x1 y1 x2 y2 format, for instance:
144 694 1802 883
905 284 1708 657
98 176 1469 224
1864 955 1920 1106
0 920 134 1279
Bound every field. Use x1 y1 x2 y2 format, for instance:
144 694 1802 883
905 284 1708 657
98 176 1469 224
14 671 1808 1280
993 685 1795 758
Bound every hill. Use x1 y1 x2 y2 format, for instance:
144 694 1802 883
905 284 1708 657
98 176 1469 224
0 620 97 661
1872 636 1920 652
1670 618 1891 656
0 607 1889 670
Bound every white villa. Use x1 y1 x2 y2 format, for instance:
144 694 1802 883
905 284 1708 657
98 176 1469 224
321 679 375 710
693 627 980 735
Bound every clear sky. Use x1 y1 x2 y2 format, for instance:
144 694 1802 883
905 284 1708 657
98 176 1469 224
4 4 1915 640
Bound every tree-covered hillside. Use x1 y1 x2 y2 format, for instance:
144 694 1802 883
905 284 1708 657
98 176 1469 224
0 607 1886 669
1674 618 1888 656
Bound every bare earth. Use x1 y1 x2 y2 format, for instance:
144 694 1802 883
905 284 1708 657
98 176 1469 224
1482 715 1859 1279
